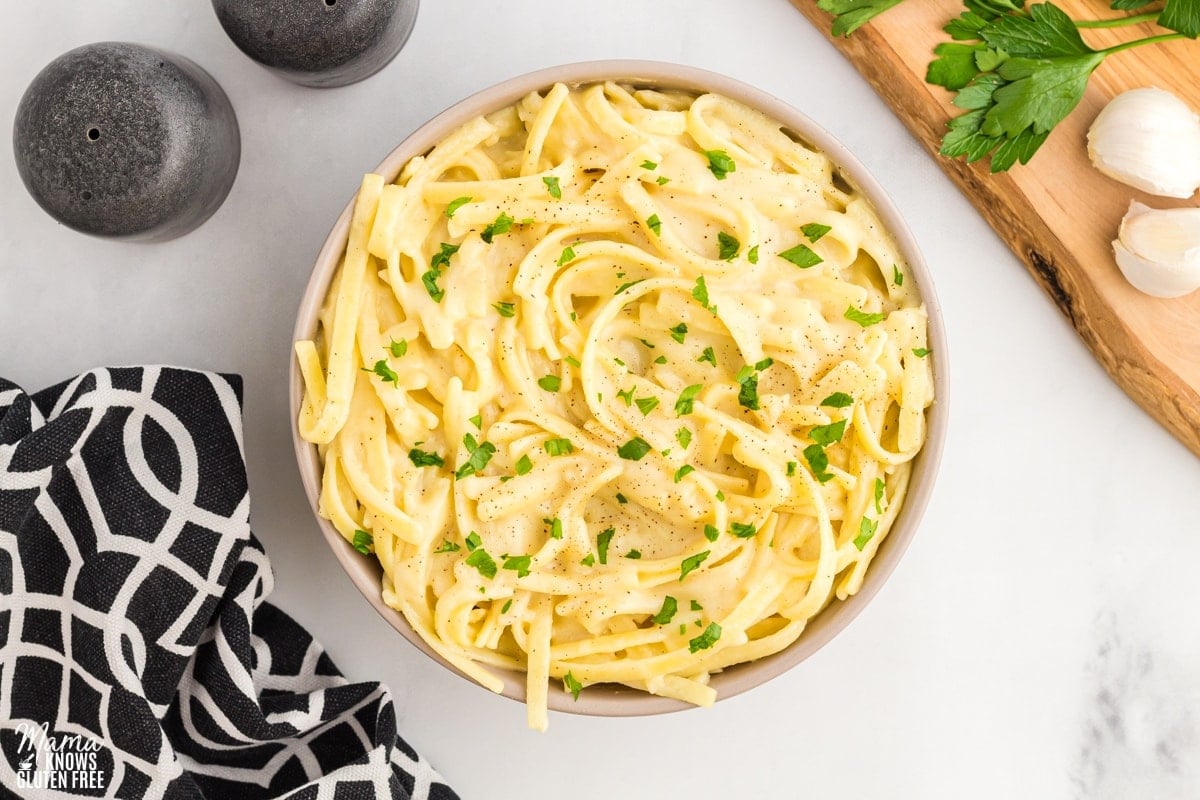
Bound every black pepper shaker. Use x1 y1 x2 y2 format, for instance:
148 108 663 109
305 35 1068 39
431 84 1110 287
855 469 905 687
12 42 241 242
211 0 420 88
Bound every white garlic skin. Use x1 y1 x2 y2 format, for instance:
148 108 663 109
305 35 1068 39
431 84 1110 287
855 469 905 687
1112 201 1200 298
1087 87 1200 199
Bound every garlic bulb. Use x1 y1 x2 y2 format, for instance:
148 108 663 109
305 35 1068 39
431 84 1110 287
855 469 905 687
1087 87 1200 199
1112 201 1200 298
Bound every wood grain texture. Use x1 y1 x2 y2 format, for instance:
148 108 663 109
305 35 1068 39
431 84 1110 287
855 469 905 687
791 1 1200 458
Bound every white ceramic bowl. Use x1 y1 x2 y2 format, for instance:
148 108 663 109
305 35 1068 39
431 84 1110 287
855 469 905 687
290 59 949 717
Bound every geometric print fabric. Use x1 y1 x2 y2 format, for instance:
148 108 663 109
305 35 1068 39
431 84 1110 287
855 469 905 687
0 368 458 799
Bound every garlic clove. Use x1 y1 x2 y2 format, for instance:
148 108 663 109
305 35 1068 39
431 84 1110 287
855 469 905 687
1087 87 1200 199
1112 200 1200 298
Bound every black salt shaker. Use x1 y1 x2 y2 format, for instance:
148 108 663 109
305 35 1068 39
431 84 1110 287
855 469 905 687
12 42 241 242
212 0 420 88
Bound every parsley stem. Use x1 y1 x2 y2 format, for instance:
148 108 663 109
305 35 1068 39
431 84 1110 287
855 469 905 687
1100 31 1186 55
1074 12 1159 30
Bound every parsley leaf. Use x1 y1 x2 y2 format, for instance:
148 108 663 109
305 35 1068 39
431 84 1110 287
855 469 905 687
779 243 824 269
635 396 660 416
653 596 678 625
544 516 563 539
853 517 879 551
493 301 516 317
817 0 906 37
515 454 533 475
647 214 663 236
730 522 757 539
481 212 514 243
618 437 652 461
736 368 760 411
845 306 887 327
679 550 710 581
544 438 575 456
465 548 497 579
445 196 471 217
913 347 932 358
431 242 459 270
674 464 695 483
748 244 759 264
689 622 722 652
364 359 399 387
542 175 562 199
502 554 532 578
465 531 482 551
803 443 835 483
456 434 497 479
703 524 720 542
697 346 717 366
717 231 740 261
704 149 736 179
352 529 373 555
625 549 642 559
537 374 561 393
434 539 460 553
596 528 614 565
421 269 444 303
389 339 408 357
810 419 847 447
669 322 688 343
801 222 832 242
675 427 693 449
692 276 717 314
408 448 444 468
821 391 854 408
558 246 576 266
675 384 703 416
563 671 583 700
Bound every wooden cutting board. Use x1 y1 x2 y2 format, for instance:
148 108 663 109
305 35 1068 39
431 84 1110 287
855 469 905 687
792 1 1200 458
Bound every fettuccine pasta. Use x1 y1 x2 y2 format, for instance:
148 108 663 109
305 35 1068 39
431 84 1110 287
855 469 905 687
296 81 934 730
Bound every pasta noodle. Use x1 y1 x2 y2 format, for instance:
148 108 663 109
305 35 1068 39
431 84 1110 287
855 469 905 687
296 81 935 730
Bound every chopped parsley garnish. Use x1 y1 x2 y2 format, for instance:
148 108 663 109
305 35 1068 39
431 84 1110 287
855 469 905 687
674 384 703 416
786 461 797 477
389 339 408 358
703 524 720 542
697 346 717 366
736 368 760 411
542 175 562 199
431 242 460 271
493 301 516 317
616 387 635 407
893 264 904 286
679 550 710 581
445 196 471 217
615 492 628 504
465 548 497 579
748 244 759 264
544 437 575 456
617 437 652 461
810 419 847 447
456 434 497 479
465 531 482 551
803 443 835 483
754 357 774 372
625 549 642 559
615 279 645 295
653 355 668 364
563 671 583 700
434 539 461 553
537 374 561 393
639 338 656 350
502 554 532 578
845 306 887 327
715 490 725 501
652 596 678 625
675 427 692 449
689 622 722 652
717 231 740 261
801 222 832 242
501 599 513 614
669 323 688 343
544 517 563 539
596 528 614 565
853 517 879 551
674 465 695 483
352 529 373 555
640 159 658 170
580 554 595 567
364 359 400 387
515 454 533 475
646 214 663 236
691 276 717 314
874 477 885 514
656 176 670 186
704 149 736 180
730 522 757 539
635 396 660 416
469 414 482 429
480 212 514 243
913 347 931 358
408 448 444 468
690 599 703 611
565 355 581 368
558 246 576 266
421 269 444 303
821 392 854 408
779 243 823 269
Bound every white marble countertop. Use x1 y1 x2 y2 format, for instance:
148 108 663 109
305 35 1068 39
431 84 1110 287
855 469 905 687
4 1 1199 798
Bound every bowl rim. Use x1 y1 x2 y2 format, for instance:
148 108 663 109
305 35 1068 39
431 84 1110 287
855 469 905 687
289 58 950 718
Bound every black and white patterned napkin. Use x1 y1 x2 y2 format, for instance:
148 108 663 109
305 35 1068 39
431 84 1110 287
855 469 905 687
0 367 458 800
